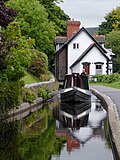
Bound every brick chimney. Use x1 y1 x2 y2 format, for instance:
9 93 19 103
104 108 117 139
67 19 81 40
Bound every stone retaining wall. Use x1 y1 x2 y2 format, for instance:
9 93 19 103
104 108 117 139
91 88 120 159
6 77 59 121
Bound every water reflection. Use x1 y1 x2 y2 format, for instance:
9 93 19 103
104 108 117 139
52 94 113 160
0 94 114 160
0 120 23 160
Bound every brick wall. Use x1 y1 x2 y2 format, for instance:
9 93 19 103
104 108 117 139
67 20 81 40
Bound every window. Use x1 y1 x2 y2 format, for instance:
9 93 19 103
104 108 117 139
73 43 79 49
73 43 76 49
77 43 79 49
96 65 102 69
96 64 102 74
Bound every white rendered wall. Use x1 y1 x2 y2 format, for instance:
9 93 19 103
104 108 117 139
71 63 80 74
68 31 94 73
72 46 107 75
81 47 107 75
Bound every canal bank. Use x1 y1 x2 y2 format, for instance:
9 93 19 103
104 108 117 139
1 82 117 159
90 85 120 159
0 77 59 121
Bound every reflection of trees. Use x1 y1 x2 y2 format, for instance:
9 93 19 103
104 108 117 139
0 121 22 160
104 119 112 149
0 103 65 160
22 115 65 160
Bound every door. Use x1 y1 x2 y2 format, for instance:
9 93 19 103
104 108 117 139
83 63 90 75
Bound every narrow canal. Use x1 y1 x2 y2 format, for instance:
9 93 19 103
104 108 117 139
0 94 115 160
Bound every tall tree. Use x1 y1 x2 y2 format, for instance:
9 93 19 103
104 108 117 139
39 0 69 36
0 1 50 114
105 30 120 72
0 1 24 114
98 6 120 35
7 0 56 61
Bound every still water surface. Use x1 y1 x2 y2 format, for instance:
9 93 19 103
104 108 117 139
0 94 114 160
51 94 113 160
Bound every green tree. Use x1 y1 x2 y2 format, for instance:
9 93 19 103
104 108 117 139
0 22 28 113
0 1 49 114
7 0 56 60
0 2 25 114
98 6 120 35
0 0 18 27
39 0 69 36
1 21 36 80
28 50 48 78
105 30 120 72
0 21 49 113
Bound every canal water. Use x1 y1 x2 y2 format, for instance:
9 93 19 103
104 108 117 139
0 94 114 160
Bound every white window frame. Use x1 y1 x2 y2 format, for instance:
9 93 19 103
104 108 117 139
73 43 79 49
95 64 103 75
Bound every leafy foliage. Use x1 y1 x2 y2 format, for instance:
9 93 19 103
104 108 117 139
0 21 37 80
22 89 36 104
0 0 17 27
98 7 120 72
98 7 120 35
28 50 48 78
105 30 120 72
93 73 120 83
7 0 56 58
21 111 65 160
39 0 69 36
105 30 120 56
0 2 25 113
0 81 24 115
0 1 37 113
7 0 70 70
38 88 49 99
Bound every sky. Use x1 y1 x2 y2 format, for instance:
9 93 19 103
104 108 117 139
58 0 120 27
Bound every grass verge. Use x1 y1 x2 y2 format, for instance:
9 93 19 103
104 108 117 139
90 82 120 89
22 71 41 84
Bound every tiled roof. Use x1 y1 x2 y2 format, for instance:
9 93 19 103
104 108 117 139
55 27 107 55
55 36 67 44
85 27 99 36
93 35 105 43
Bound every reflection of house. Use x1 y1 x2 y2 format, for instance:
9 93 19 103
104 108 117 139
55 130 80 153
66 133 80 152
55 20 115 81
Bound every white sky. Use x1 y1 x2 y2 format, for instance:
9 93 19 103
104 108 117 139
58 0 120 27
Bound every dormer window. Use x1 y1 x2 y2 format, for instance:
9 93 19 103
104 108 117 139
73 43 79 49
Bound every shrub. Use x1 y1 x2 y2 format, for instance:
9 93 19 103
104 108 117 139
23 89 36 104
0 80 24 115
40 73 51 81
95 73 120 83
94 75 104 83
28 51 48 78
38 88 49 99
